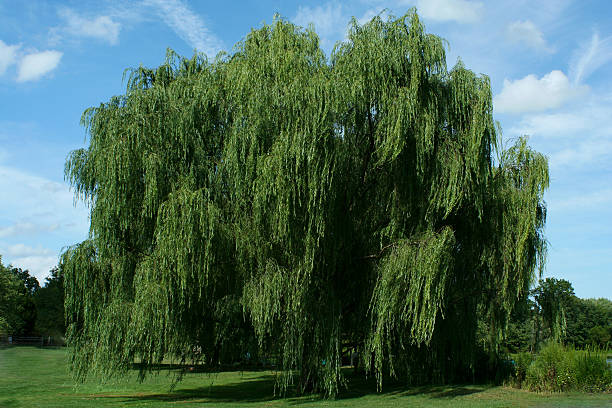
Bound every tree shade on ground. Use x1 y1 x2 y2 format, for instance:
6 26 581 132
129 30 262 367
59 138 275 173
4 347 612 408
62 11 549 396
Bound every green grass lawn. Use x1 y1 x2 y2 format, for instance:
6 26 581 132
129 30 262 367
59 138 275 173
0 347 610 407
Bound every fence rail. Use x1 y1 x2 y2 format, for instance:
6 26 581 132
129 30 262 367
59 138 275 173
0 335 64 347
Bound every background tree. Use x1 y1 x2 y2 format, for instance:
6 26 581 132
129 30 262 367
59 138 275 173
0 256 19 335
0 257 40 335
62 11 549 396
588 325 610 347
502 278 611 350
532 278 575 343
11 267 40 335
34 266 65 337
565 297 612 348
501 296 536 353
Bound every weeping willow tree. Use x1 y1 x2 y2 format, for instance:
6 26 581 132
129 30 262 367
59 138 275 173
62 10 548 397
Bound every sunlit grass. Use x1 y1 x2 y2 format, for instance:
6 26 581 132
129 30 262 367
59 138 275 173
1 347 610 407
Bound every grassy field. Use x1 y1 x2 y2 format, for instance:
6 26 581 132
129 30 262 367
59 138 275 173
0 347 610 407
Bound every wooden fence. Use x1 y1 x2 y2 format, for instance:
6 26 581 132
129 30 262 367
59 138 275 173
0 336 64 347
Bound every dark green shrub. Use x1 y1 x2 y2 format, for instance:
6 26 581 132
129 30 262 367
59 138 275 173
524 341 612 392
574 349 612 392
525 341 574 391
513 352 533 387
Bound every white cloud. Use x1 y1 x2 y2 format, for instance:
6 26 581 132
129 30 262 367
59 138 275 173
12 255 58 283
511 112 589 139
509 93 612 138
0 222 59 238
506 20 552 52
0 244 58 283
494 70 587 114
143 0 224 56
570 32 612 84
2 243 53 259
353 7 393 29
415 0 483 24
16 50 62 82
294 3 346 50
0 165 85 221
0 40 20 75
56 8 121 45
548 139 612 170
1 248 58 283
0 164 88 282
552 188 612 212
292 2 390 51
357 8 384 26
508 92 612 170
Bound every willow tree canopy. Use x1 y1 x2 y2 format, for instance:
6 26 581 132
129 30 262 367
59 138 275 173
63 11 548 397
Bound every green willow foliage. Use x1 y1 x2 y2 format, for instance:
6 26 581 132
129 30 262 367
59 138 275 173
63 11 549 396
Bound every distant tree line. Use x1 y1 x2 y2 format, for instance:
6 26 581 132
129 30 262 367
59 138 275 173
0 255 65 338
499 278 611 353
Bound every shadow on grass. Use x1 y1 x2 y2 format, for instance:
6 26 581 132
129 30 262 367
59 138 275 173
89 369 488 405
335 372 487 401
131 361 274 373
91 375 277 404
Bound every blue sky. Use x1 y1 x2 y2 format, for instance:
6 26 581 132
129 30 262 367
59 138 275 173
0 0 610 298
